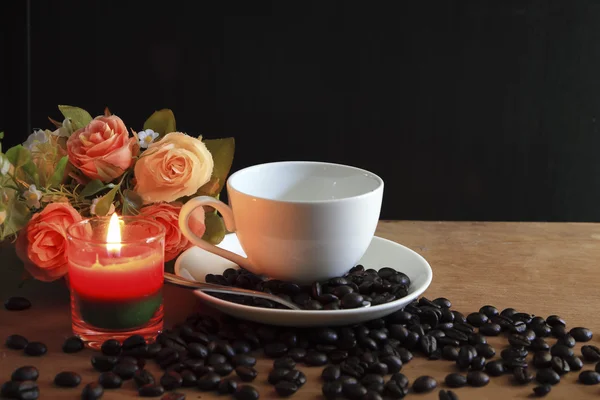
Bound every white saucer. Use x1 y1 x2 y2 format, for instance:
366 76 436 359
174 233 433 327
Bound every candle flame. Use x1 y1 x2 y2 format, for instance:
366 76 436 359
106 213 122 253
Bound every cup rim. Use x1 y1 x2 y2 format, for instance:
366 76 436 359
66 215 166 246
227 161 384 204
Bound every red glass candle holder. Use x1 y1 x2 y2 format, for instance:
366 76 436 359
66 216 165 348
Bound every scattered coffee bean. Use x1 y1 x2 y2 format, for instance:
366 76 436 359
557 334 576 348
551 325 568 338
218 379 238 394
321 365 341 381
98 372 122 389
470 356 486 371
275 381 298 397
439 389 459 400
134 370 156 388
579 370 600 385
570 327 593 342
550 356 570 375
508 334 531 347
91 355 119 372
412 376 437 393
235 366 258 382
533 351 552 368
160 371 183 390
54 371 81 388
566 355 584 371
479 323 501 336
139 383 165 397
197 372 221 390
81 382 104 400
179 370 197 387
536 368 560 385
4 296 31 311
113 362 139 380
305 350 328 366
100 339 121 356
513 367 534 384
24 342 46 356
62 336 84 353
466 371 489 387
4 381 39 400
484 360 505 376
533 384 551 397
235 385 260 400
550 344 573 359
582 345 600 362
11 366 38 382
445 373 467 388
475 343 495 359
456 346 473 369
6 334 28 350
233 354 257 367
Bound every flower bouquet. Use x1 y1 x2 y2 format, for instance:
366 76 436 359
0 105 234 282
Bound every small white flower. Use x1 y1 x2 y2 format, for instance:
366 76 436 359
0 155 12 175
23 129 49 152
138 129 159 149
24 185 42 209
51 118 73 138
90 197 115 216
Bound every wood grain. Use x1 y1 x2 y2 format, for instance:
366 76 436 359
1 221 600 399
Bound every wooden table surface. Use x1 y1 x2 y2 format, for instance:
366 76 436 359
2 221 600 399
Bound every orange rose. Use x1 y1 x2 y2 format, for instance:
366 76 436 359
139 202 206 262
16 203 83 282
134 132 214 204
67 115 138 182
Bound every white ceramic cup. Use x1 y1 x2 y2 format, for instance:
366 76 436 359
178 161 384 283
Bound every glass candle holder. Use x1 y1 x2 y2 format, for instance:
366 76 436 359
66 215 165 348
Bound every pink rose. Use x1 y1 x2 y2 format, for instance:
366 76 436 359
16 203 83 282
67 115 138 182
139 202 206 262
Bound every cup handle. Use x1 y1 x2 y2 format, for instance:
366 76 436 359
179 196 254 271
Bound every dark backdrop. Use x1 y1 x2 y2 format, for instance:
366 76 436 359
2 0 600 221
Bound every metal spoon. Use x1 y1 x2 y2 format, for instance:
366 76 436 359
164 272 301 310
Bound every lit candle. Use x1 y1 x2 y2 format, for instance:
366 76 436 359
66 215 166 345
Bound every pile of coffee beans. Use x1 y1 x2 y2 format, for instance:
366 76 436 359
205 264 411 310
3 294 600 399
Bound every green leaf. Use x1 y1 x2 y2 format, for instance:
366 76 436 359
202 212 226 245
143 109 176 138
47 156 68 188
58 105 93 130
200 137 235 196
5 145 39 186
95 186 119 216
121 189 143 216
80 179 107 197
1 197 30 239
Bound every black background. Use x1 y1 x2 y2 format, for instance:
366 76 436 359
2 0 600 221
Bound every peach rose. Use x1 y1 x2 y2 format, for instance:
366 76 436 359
139 202 206 262
134 132 214 204
67 115 138 182
16 202 83 282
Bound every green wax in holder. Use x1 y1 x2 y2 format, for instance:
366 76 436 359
78 291 162 330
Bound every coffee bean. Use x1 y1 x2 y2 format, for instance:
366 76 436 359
500 308 517 317
546 315 566 327
456 346 473 370
445 373 467 388
235 385 260 400
479 323 501 336
24 342 46 356
380 355 402 373
466 313 488 327
187 342 208 359
98 372 122 389
134 370 155 388
564 355 584 371
442 346 459 361
439 389 459 400
454 323 475 335
570 327 593 342
113 362 139 380
536 368 560 385
235 366 257 382
367 362 388 375
468 333 487 345
11 366 38 382
508 334 530 348
268 368 291 385
139 383 165 397
275 381 298 397
510 321 527 334
533 384 551 397
557 334 576 348
321 365 341 381
99 339 120 356
533 351 552 368
582 345 600 361
218 379 238 394
180 370 197 387
4 297 31 311
550 344 573 359
551 325 568 338
91 355 118 372
412 375 437 393
513 367 534 384
60 336 84 353
6 334 28 350
305 350 328 366
159 371 183 390
383 380 407 397
484 360 505 377
232 340 251 354
288 348 307 362
531 338 550 351
475 343 495 359
214 363 234 376
479 305 499 318
470 356 486 371
341 293 364 309
533 324 552 338
53 371 81 388
419 335 437 357
123 335 146 351
551 356 570 375
229 354 255 368
197 371 221 390
81 382 104 400
579 370 600 385
6 381 39 400
340 362 365 378
264 343 288 358
285 370 307 387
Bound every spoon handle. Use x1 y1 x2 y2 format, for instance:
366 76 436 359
164 273 300 310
